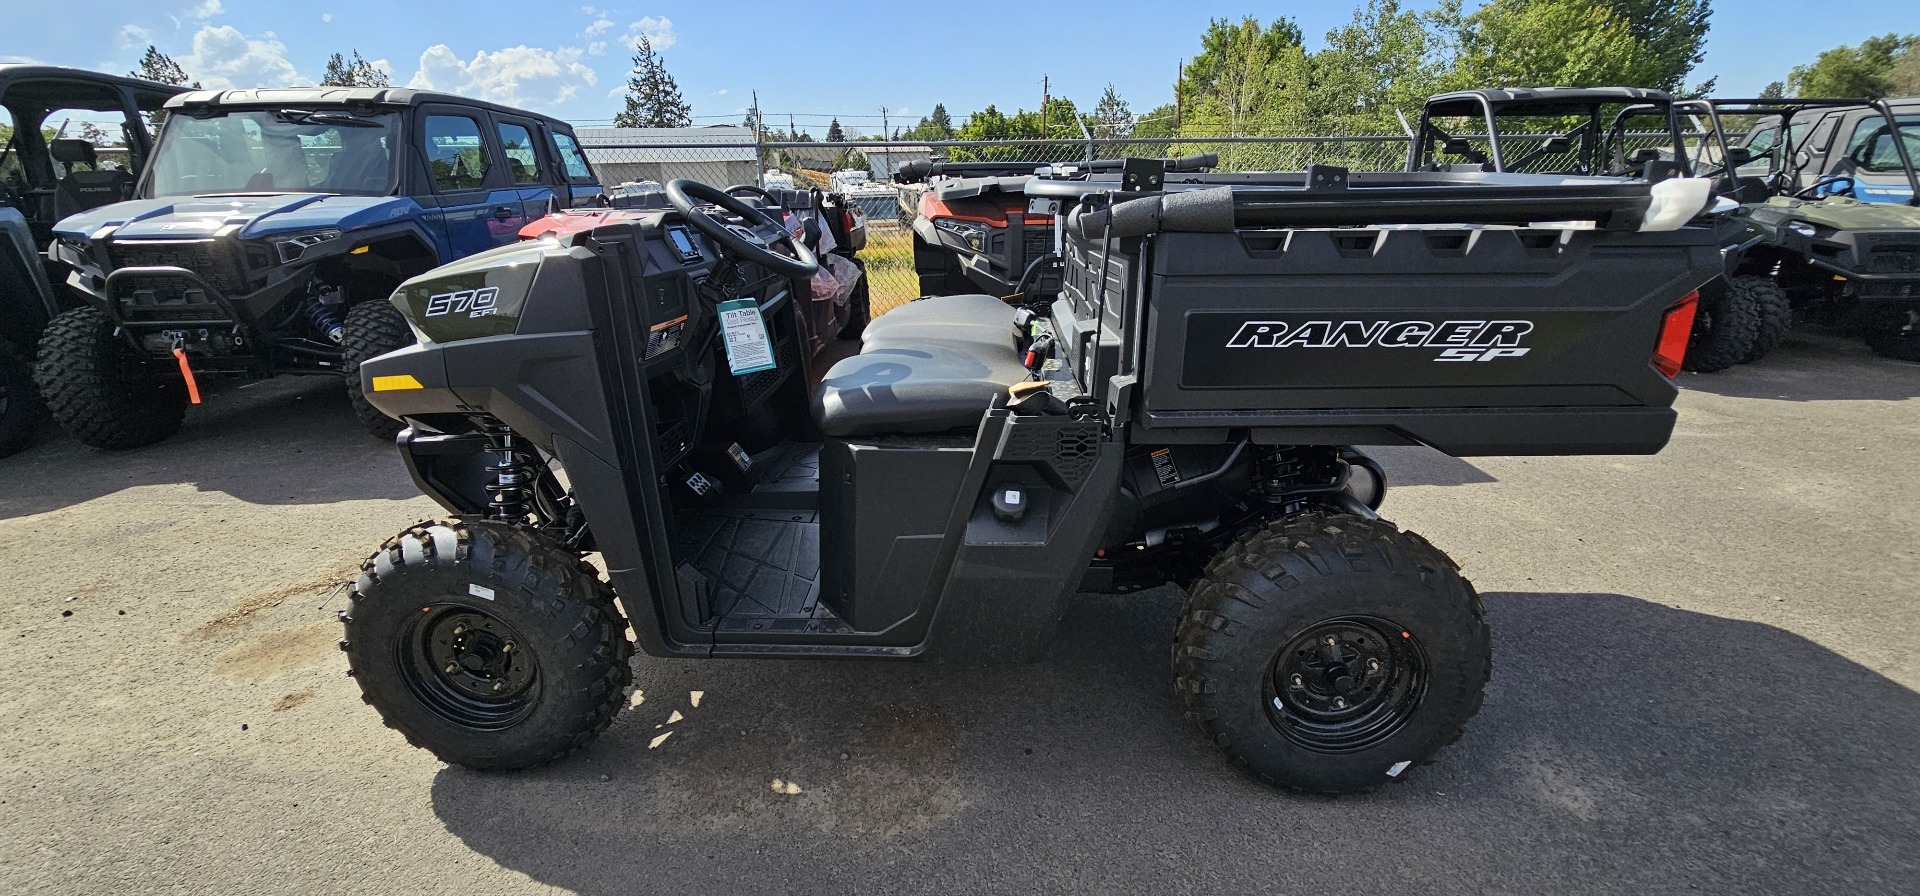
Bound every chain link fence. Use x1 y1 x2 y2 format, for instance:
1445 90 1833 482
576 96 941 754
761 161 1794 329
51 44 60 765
575 131 1696 317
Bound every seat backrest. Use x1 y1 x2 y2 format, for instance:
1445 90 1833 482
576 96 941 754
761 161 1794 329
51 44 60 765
48 138 98 172
54 169 132 220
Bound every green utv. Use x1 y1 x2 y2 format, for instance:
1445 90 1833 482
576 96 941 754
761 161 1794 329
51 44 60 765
1707 97 1920 361
338 166 1718 793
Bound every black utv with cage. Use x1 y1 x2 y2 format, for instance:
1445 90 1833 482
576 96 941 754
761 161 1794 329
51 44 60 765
339 163 1718 793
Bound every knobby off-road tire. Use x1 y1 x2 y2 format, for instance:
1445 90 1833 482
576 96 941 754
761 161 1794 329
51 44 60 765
0 339 44 458
1736 276 1793 363
1862 306 1920 362
342 301 413 439
35 306 186 449
1684 278 1761 372
342 521 634 770
1174 512 1491 794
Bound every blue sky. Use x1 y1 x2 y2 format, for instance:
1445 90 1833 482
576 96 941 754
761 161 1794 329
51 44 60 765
0 0 1906 135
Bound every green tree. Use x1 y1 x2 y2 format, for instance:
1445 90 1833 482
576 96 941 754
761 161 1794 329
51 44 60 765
825 118 845 142
613 37 691 128
1088 83 1132 139
1310 0 1456 133
1595 0 1712 93
1787 34 1919 97
1174 16 1312 139
130 45 198 88
1451 0 1654 90
320 51 389 88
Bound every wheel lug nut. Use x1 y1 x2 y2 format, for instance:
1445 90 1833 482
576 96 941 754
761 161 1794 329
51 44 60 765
502 642 513 654
444 663 458 674
1323 635 1337 646
1367 659 1381 671
492 682 506 693
1289 674 1303 688
1333 697 1347 709
453 625 465 636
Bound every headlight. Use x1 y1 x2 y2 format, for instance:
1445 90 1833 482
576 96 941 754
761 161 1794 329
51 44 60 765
1787 221 1819 239
271 229 343 264
51 236 92 267
933 217 990 252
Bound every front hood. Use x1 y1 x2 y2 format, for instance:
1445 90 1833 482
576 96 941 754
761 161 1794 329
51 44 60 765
1749 196 1920 231
54 193 418 242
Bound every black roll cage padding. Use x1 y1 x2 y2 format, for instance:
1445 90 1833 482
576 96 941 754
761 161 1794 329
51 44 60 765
1412 95 1691 177
664 178 818 279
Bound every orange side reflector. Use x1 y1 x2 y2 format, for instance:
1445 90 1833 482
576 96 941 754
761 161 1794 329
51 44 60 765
1652 291 1699 379
171 346 202 405
371 374 424 392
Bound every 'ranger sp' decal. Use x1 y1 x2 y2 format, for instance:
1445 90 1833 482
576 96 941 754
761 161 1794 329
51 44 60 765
1226 319 1535 362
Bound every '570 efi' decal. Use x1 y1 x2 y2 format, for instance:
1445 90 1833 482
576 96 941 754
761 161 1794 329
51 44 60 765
424 286 500 319
1225 319 1535 362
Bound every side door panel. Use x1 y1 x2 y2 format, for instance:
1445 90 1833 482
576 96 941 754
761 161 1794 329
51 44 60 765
416 105 526 260
495 116 555 221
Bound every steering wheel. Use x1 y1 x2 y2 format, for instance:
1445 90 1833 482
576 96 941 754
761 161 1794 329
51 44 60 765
1795 174 1855 200
723 183 778 204
665 179 817 279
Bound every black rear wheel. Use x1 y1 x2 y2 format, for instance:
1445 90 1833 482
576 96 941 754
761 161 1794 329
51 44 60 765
0 339 44 458
1174 512 1490 793
1736 275 1793 363
342 300 413 439
1684 277 1761 372
35 306 186 449
343 521 633 770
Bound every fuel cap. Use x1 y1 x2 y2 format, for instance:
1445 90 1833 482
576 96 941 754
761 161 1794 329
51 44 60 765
991 486 1028 523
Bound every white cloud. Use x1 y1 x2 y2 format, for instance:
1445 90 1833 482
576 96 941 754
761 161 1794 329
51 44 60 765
322 13 333 23
584 17 615 37
620 16 675 51
587 41 608 56
715 88 728 96
188 0 223 20
410 44 599 108
118 24 154 50
180 25 310 89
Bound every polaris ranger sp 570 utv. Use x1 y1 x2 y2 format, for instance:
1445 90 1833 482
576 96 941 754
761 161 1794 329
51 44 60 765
343 165 1718 793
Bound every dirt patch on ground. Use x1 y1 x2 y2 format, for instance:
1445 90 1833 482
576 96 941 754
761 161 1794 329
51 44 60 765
273 690 317 713
211 622 341 683
190 562 360 640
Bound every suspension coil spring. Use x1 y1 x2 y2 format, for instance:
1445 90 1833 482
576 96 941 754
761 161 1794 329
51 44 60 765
480 419 534 522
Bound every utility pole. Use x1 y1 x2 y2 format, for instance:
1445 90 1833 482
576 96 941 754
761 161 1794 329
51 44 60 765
1041 74 1049 139
1175 58 1183 131
880 106 889 143
789 112 796 140
751 90 763 174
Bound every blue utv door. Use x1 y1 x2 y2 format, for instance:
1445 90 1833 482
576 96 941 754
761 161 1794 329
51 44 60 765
418 107 529 260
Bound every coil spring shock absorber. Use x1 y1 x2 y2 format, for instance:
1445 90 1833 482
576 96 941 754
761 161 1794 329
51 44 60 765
480 419 533 522
303 281 345 343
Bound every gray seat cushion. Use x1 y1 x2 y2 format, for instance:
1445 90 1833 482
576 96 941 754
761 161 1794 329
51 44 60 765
815 295 1027 437
862 293 1016 351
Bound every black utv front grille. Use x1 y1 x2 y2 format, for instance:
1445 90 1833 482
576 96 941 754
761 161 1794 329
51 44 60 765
1868 245 1920 274
110 239 250 294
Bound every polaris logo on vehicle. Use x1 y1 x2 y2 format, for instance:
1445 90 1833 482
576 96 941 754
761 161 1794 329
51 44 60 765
1225 319 1535 362
424 286 500 319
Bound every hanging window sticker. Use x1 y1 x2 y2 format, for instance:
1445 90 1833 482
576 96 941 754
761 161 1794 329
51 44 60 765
716 298 777 375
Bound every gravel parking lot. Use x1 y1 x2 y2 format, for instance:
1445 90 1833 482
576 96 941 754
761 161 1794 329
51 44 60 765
2 331 1916 895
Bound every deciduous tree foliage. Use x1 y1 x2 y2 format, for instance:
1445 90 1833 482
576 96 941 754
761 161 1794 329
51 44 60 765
130 46 199 88
321 51 389 88
614 37 691 129
1787 34 1919 98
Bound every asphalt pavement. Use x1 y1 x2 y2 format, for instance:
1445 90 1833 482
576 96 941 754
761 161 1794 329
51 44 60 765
1 330 1915 895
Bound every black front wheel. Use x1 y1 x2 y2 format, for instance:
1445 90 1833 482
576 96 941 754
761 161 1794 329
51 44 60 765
1863 306 1920 362
1174 512 1490 793
1684 278 1761 372
35 306 186 449
342 521 633 770
0 339 45 458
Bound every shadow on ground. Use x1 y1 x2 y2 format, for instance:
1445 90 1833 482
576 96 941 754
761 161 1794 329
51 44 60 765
430 589 1920 895
1681 331 1920 402
0 377 418 519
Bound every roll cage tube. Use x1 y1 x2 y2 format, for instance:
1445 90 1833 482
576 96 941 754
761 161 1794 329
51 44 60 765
1603 102 1689 176
1706 98 1872 191
1865 97 1920 207
664 179 818 279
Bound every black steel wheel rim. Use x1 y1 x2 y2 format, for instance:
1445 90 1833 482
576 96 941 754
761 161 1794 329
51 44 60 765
1266 616 1427 754
398 602 540 731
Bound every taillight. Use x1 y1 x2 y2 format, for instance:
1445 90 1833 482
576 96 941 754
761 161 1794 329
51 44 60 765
1652 290 1699 378
844 209 863 232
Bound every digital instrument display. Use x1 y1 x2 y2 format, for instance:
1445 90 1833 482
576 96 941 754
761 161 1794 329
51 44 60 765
665 226 701 262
